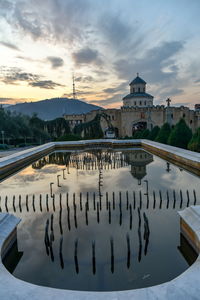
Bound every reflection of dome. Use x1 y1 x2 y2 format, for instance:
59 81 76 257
124 150 153 182
132 166 147 180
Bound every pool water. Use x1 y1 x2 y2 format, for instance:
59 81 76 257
0 148 199 291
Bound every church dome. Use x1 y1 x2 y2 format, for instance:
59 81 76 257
123 74 154 108
130 76 146 85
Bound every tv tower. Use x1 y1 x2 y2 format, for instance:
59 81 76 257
72 73 76 100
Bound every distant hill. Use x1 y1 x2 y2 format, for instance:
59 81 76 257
6 98 102 120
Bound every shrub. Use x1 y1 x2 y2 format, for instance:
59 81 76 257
155 123 171 144
0 144 9 150
133 130 144 139
140 129 150 138
168 119 192 149
188 128 200 152
148 126 160 141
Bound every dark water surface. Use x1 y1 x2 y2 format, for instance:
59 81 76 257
0 148 199 291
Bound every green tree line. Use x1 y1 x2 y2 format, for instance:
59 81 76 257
131 119 200 152
1 106 200 153
0 107 70 147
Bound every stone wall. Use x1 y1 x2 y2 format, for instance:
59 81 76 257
64 105 200 138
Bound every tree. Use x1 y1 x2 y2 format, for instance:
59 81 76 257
155 123 171 144
140 129 150 138
133 130 144 139
148 126 160 141
188 128 200 152
168 118 192 149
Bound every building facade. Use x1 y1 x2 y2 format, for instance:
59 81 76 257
64 74 200 138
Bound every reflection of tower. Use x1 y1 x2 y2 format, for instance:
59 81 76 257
96 151 103 200
125 150 153 185
166 162 171 173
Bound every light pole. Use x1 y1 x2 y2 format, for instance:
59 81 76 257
1 131 5 145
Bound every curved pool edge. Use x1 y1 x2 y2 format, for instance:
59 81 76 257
0 211 200 300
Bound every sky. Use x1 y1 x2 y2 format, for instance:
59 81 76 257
0 0 200 109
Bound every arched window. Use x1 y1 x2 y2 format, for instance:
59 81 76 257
140 101 142 105
190 120 193 124
138 87 140 92
183 113 185 118
134 101 136 106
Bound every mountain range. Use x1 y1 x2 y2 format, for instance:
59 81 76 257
6 98 102 120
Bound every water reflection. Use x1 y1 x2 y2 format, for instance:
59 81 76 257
1 148 200 291
124 150 153 185
2 241 23 274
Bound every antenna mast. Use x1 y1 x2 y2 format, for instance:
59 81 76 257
72 73 76 100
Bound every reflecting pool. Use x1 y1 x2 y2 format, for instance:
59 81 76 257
0 148 199 291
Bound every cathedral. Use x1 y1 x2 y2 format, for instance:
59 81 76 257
64 74 200 138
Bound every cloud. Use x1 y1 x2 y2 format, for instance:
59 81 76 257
72 47 102 65
46 56 64 69
0 97 35 105
98 14 140 56
93 70 109 77
173 102 190 107
0 0 13 11
0 67 40 84
92 93 123 106
12 2 43 40
0 67 63 89
0 97 16 103
75 76 94 82
0 41 20 51
16 55 38 62
194 79 200 84
29 80 64 89
114 41 184 85
103 82 127 94
2 0 93 43
158 88 184 99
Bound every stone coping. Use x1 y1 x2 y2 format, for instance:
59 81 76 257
141 140 200 162
178 206 200 253
0 212 200 299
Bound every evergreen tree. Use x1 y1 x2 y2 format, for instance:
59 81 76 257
140 129 150 138
148 126 160 141
188 128 200 152
133 130 144 139
168 118 192 149
155 123 171 144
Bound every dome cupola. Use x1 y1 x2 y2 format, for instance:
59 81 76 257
123 73 154 108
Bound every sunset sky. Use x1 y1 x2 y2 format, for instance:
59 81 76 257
0 0 200 108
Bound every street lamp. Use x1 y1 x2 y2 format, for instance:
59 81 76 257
1 131 5 145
